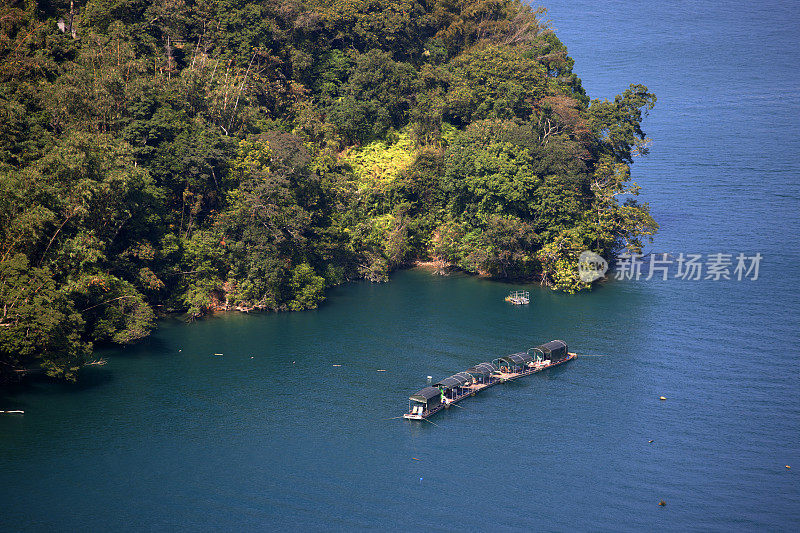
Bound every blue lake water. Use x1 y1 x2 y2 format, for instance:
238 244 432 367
1 0 799 530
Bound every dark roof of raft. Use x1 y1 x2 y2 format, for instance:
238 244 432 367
466 362 497 376
435 372 473 389
410 387 441 402
537 340 567 353
498 353 533 365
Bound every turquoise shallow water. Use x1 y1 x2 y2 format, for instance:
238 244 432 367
2 0 800 530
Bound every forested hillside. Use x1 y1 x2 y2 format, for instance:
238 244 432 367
0 0 656 382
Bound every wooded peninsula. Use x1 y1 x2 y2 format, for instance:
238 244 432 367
0 0 656 382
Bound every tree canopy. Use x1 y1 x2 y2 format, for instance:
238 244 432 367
0 0 656 383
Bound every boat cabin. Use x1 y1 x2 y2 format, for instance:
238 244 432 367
408 386 442 416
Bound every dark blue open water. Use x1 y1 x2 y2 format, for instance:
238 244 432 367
2 1 799 530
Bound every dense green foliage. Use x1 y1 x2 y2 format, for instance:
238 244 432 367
0 0 656 382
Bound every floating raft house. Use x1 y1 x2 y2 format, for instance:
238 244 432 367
404 340 574 420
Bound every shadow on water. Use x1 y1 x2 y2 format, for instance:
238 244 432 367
1 330 170 402
1 366 115 400
105 333 173 359
0 386 27 410
54 367 115 393
95 317 182 359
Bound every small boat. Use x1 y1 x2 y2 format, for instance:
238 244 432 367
505 290 530 305
403 340 575 420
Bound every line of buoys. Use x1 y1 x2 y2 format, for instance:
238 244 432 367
0 410 24 414
332 364 342 367
377 369 387 372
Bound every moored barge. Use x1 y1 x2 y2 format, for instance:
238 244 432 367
403 340 575 420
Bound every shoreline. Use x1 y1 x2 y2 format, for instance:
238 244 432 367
411 259 451 270
203 259 557 315
205 259 455 314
